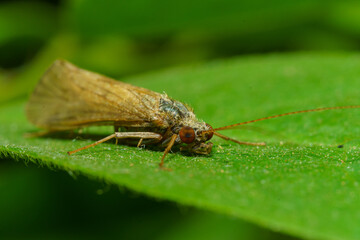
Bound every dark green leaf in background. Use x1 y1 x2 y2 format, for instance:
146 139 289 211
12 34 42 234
2 0 360 104
0 160 295 240
0 1 58 68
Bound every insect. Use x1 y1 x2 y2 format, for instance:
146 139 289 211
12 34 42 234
26 60 360 168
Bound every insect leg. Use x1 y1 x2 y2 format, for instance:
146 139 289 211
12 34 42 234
114 126 120 145
67 132 162 155
114 132 162 141
68 133 117 155
114 132 162 147
137 138 144 148
159 134 178 169
214 132 266 146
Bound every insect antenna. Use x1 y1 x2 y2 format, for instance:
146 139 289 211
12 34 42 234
214 132 265 146
212 105 360 132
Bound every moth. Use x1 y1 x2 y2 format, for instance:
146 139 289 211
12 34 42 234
26 60 360 168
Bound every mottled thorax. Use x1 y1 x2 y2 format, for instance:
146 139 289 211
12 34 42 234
159 94 213 154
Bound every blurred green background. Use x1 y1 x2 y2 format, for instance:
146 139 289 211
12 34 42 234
1 0 360 239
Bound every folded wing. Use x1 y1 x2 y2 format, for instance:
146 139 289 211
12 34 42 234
26 60 164 130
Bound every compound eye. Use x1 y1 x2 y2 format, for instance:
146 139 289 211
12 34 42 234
179 126 195 144
205 123 214 141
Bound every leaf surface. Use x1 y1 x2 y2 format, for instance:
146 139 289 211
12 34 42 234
1 53 360 240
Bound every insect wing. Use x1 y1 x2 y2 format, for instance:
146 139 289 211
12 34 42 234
26 60 164 130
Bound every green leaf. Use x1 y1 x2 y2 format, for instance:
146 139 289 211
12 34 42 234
0 1 57 45
1 53 360 240
0 161 291 239
67 0 328 37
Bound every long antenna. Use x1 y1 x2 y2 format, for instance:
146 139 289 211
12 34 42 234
213 105 360 132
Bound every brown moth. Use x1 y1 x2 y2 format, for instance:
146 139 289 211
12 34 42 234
26 60 360 168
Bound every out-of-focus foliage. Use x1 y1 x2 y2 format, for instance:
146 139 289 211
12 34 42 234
0 160 295 240
0 1 58 68
1 0 360 103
